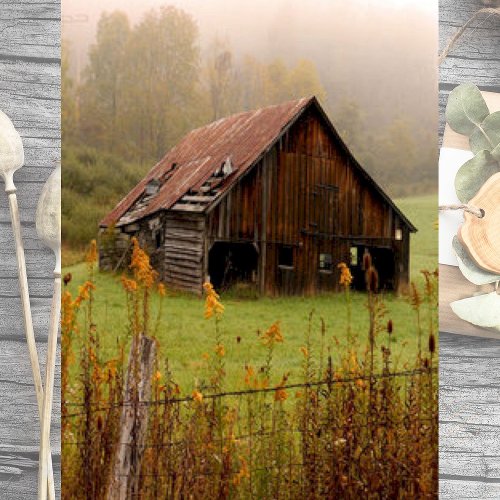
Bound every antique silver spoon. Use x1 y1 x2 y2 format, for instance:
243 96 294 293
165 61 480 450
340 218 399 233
0 110 55 499
36 163 61 500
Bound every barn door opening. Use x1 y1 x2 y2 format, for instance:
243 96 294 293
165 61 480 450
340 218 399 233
350 246 395 291
208 242 258 291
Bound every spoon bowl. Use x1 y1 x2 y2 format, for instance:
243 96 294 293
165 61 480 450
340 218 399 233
0 110 24 191
36 164 61 270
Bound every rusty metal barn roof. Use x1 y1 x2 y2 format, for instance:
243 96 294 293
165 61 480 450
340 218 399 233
101 96 416 232
101 97 312 227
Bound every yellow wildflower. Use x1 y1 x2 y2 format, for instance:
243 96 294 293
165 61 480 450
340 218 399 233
300 346 309 357
154 370 162 382
203 282 224 319
192 389 203 403
274 373 289 402
215 343 225 357
121 275 137 293
74 281 95 307
244 365 255 386
130 237 158 288
261 321 283 346
86 239 97 265
338 262 353 286
275 388 288 402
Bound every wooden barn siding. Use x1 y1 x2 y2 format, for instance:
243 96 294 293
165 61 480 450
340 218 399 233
137 214 167 278
98 227 129 271
99 213 167 276
164 213 205 295
207 108 407 295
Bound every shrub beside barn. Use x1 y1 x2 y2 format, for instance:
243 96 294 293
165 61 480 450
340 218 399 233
99 97 416 295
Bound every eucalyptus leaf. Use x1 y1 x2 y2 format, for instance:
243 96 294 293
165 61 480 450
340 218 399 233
492 142 500 162
470 111 500 154
451 292 500 330
453 236 500 285
455 150 499 202
445 83 490 136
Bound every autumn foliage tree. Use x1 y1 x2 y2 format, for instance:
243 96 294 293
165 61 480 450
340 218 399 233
79 11 131 155
67 7 327 165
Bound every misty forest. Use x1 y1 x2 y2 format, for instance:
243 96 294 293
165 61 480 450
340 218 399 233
62 3 437 252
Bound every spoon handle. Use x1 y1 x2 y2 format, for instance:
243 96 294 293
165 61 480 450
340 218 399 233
7 190 56 500
38 272 61 500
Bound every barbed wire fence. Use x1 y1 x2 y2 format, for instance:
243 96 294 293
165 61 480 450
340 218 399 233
63 366 436 417
62 365 438 498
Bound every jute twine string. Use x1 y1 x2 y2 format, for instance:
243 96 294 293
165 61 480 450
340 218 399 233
438 7 500 65
439 6 500 218
439 204 484 218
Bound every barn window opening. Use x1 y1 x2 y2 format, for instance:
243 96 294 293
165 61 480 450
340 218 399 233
350 247 358 266
319 253 333 272
395 228 403 241
155 230 162 249
278 246 294 269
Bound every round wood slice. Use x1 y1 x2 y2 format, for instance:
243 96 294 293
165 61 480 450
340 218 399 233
458 172 500 274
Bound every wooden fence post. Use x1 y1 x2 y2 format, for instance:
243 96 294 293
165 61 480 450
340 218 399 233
107 333 156 499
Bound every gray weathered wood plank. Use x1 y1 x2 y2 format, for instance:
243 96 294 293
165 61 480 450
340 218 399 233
0 0 60 497
439 0 500 497
440 332 500 497
438 0 500 138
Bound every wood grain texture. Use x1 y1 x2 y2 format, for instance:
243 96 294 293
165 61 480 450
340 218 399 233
439 0 500 497
439 0 500 140
440 333 500 497
0 0 60 498
460 173 500 273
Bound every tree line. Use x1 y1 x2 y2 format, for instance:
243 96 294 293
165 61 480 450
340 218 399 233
63 7 326 164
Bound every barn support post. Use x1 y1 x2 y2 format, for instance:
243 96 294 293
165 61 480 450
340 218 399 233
401 228 411 293
260 159 269 295
107 333 156 499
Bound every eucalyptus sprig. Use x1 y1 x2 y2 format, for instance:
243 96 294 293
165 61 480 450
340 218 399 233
444 83 500 332
446 83 500 202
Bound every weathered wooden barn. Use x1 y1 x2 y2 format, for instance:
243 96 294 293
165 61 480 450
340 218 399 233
99 97 416 295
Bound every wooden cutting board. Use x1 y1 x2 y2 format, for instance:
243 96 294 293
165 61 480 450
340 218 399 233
439 91 500 339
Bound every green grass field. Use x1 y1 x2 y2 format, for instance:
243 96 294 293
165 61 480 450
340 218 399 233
396 194 437 279
64 195 436 393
